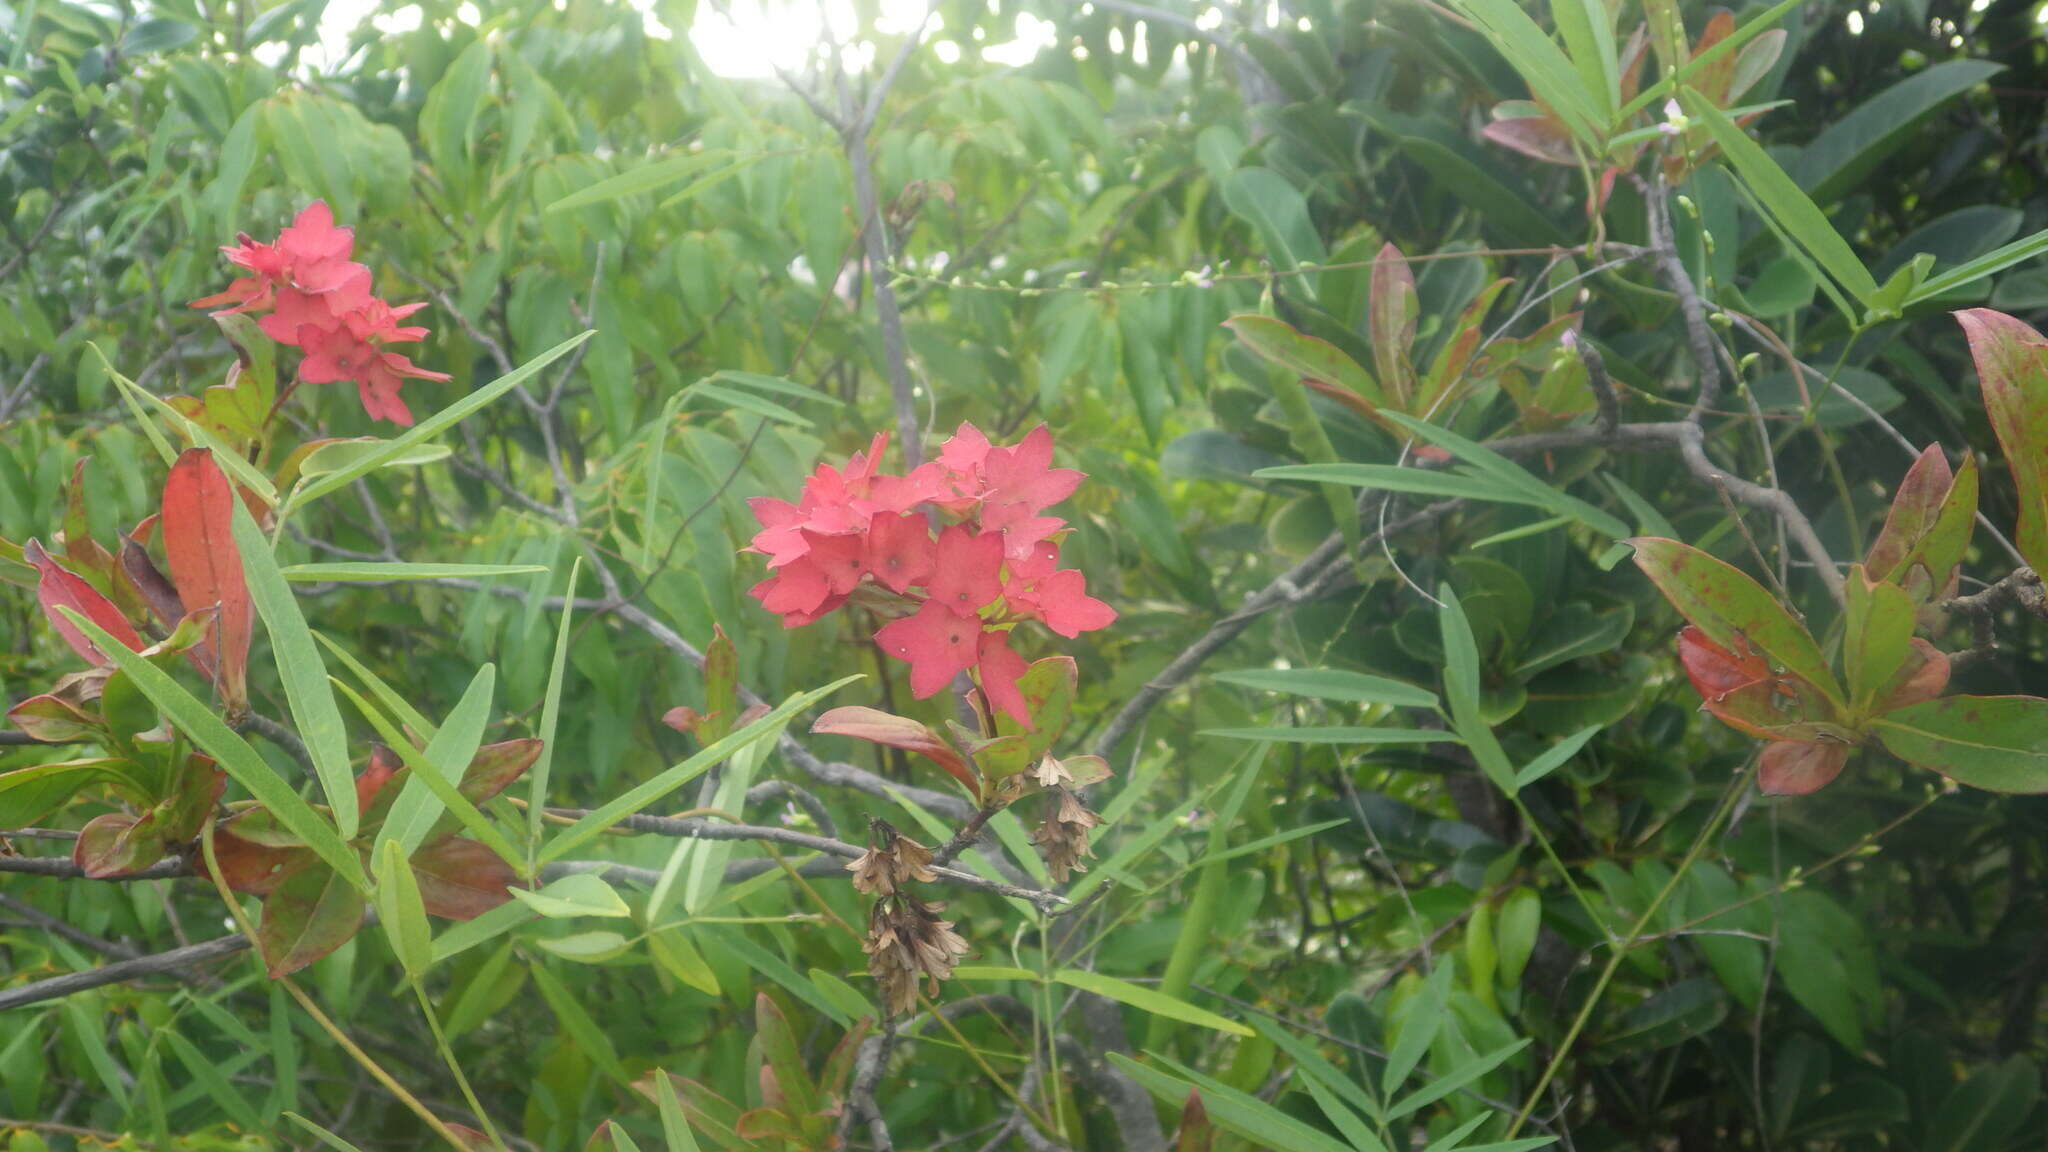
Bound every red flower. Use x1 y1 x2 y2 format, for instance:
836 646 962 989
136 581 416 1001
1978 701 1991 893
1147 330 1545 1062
1009 567 1115 638
925 525 1005 617
805 530 868 598
296 325 446 427
344 298 431 345
981 425 1083 513
864 511 935 593
276 201 354 264
876 601 984 698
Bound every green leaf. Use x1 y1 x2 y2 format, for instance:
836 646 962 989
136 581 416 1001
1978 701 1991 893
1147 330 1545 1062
545 149 733 212
63 610 366 890
279 562 549 582
1794 61 2003 205
1378 412 1631 538
1628 536 1843 709
1053 969 1251 1036
286 1113 373 1152
539 677 856 864
509 870 632 918
1873 696 2048 793
1219 168 1326 296
293 439 453 479
373 839 432 979
1683 90 1879 306
1440 585 1518 795
232 502 358 838
1620 0 1807 120
1550 0 1618 118
1224 317 1362 549
1222 315 1379 401
1109 1053 1357 1152
1926 1055 2040 1152
528 560 581 873
101 349 277 504
1214 667 1439 710
1515 723 1605 787
1913 227 2048 304
529 960 630 1083
290 331 593 509
379 664 495 857
1198 726 1451 744
1258 462 1535 505
1447 0 1605 143
1388 1038 1531 1119
686 381 815 428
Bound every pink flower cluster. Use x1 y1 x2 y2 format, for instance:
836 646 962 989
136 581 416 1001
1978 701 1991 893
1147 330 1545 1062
191 202 448 426
747 424 1115 725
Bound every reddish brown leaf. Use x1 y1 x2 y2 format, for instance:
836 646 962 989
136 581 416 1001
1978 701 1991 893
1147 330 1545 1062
61 458 115 581
73 810 165 878
1676 625 1772 703
161 449 251 709
411 836 515 920
661 705 710 736
206 827 307 896
6 691 102 743
25 539 142 666
1880 638 1952 712
1482 114 1580 166
117 538 187 634
355 744 400 814
444 1124 493 1151
1173 1090 1215 1152
459 738 544 804
1759 741 1851 796
1866 445 1958 584
258 862 366 977
813 706 978 798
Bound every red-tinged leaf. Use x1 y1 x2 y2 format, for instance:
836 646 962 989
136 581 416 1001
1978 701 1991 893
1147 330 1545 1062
25 539 142 666
812 706 978 799
755 992 820 1117
735 1108 803 1140
1688 10 1740 105
1865 445 1952 579
993 655 1078 758
1960 308 2048 573
1630 537 1842 709
661 705 710 737
410 835 515 920
73 810 165 878
117 538 187 633
1173 1090 1215 1152
6 691 102 743
221 803 307 847
161 449 251 709
444 1123 493 1151
705 624 739 741
258 862 367 977
1482 113 1580 166
1760 740 1851 796
1371 243 1419 408
630 1073 746 1147
206 826 308 896
1221 315 1381 402
1880 639 1951 711
459 738 543 804
355 744 400 814
581 1121 620 1152
1419 279 1511 412
1677 625 1772 702
1873 695 2048 793
1301 378 1380 420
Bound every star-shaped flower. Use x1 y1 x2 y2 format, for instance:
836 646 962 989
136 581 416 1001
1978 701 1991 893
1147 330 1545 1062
875 601 984 698
925 525 1005 617
864 512 935 593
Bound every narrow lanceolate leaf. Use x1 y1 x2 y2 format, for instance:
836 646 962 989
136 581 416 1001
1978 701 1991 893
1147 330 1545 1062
1439 584 1518 795
232 501 359 839
373 839 432 979
61 610 367 891
1053 969 1253 1036
1214 667 1439 710
162 449 251 710
1222 315 1380 401
1369 244 1419 408
1629 537 1843 709
1873 696 2048 793
1682 89 1879 306
258 862 367 977
1959 309 2048 574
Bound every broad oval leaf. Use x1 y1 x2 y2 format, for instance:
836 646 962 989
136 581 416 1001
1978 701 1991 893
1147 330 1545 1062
259 862 368 977
1873 695 2048 793
1629 537 1842 709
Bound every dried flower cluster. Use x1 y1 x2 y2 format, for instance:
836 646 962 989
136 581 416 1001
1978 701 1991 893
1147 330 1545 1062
1029 786 1102 882
191 201 448 425
848 822 969 1015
